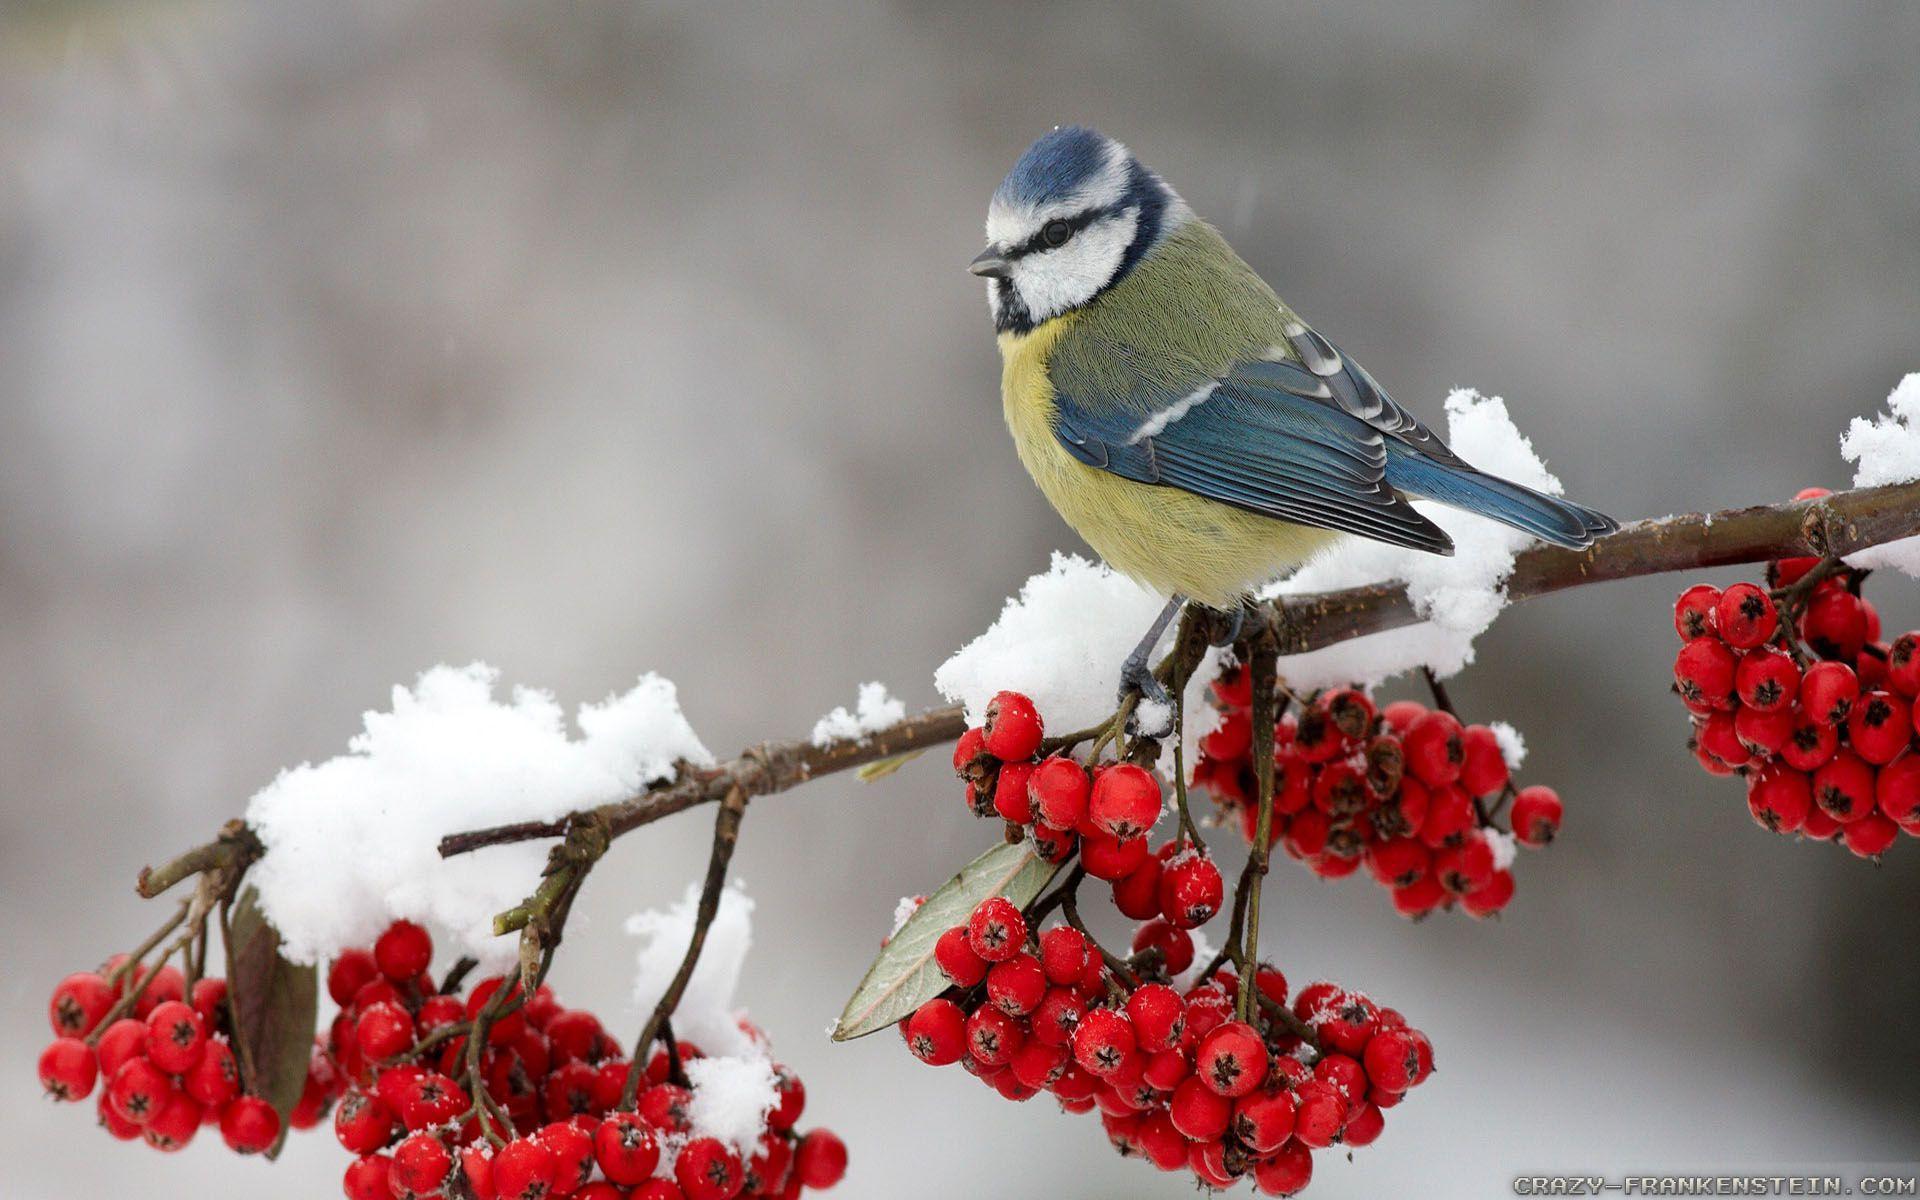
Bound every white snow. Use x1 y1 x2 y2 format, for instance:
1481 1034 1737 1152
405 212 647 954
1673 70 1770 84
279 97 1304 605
810 682 906 748
1265 389 1571 689
628 881 757 1060
246 664 712 966
890 895 926 937
933 551 1227 774
684 1053 779 1157
1484 828 1517 871
1839 373 1920 576
1488 721 1528 770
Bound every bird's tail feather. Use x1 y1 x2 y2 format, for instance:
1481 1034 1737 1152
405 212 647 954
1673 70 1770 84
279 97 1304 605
1384 446 1618 549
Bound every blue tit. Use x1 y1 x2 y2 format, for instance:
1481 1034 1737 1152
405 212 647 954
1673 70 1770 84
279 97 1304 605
971 125 1617 703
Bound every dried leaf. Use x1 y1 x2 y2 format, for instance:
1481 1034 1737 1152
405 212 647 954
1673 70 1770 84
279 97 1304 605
832 841 1057 1041
223 886 318 1158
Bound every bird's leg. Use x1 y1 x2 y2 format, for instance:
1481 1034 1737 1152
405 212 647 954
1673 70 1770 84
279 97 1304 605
1116 594 1185 736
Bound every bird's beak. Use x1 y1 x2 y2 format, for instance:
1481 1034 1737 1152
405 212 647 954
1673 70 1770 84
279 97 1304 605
968 248 1012 279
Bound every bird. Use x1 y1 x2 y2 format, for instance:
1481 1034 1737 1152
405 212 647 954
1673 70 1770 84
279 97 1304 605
970 125 1617 710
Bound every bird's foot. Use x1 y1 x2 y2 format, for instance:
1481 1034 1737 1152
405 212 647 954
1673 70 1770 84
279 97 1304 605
1117 653 1174 739
1205 600 1258 648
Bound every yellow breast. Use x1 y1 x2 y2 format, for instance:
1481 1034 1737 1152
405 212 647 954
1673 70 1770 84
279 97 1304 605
996 318 1338 608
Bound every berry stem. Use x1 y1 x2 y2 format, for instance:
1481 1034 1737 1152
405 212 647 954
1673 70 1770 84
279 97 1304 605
1169 607 1209 854
618 782 750 1110
1059 879 1140 990
1235 623 1282 1023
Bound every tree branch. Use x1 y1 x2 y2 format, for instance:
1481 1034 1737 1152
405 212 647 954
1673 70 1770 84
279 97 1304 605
439 480 1920 859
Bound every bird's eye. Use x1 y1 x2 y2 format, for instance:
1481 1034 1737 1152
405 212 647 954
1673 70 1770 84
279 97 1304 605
1042 219 1073 248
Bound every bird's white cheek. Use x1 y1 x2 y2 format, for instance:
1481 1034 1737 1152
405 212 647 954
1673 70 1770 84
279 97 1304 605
1010 213 1137 323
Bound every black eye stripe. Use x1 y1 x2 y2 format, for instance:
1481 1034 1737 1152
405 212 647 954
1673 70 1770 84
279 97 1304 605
1006 205 1118 260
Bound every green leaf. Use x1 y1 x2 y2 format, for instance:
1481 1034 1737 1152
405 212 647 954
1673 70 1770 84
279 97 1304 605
223 886 319 1158
832 840 1058 1041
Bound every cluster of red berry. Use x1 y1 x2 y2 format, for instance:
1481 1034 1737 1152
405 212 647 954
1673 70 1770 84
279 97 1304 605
42 916 846 1200
320 920 846 1200
40 959 285 1156
1191 674 1560 918
954 691 1228 945
1671 495 1919 857
902 895 1434 1195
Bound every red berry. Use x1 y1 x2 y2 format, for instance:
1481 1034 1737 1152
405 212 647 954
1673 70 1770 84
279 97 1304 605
38 1036 97 1101
1167 1074 1231 1140
1418 784 1476 849
1746 765 1813 835
1201 707 1253 760
1674 584 1721 640
1780 708 1840 772
987 953 1048 1018
1029 821 1077 863
968 896 1027 963
1124 983 1186 1053
675 1135 744 1200
1195 1020 1268 1097
1009 1037 1070 1088
1088 764 1162 840
334 1087 398 1155
1433 833 1496 895
1128 919 1193 976
189 977 228 1032
1038 925 1090 985
356 1000 415 1062
952 726 988 776
184 1037 240 1108
219 1094 280 1154
1803 586 1867 661
106 1056 174 1126
143 1000 208 1074
128 964 185 1021
493 1137 560 1200
1343 1098 1387 1146
374 920 434 983
1847 690 1912 765
1292 1078 1349 1148
1736 646 1801 713
94 1017 147 1079
1391 873 1447 918
1842 811 1899 859
1070 1007 1137 1080
767 1065 805 1131
1697 710 1752 768
905 998 966 1066
1156 850 1224 928
1886 633 1920 697
1253 1140 1314 1196
1079 830 1150 880
1231 1084 1297 1153
933 925 987 987
1674 638 1738 710
1403 710 1466 786
141 1089 203 1152
965 1004 1024 1066
1182 984 1234 1043
795 1129 848 1189
393 1131 454 1193
1735 705 1796 756
48 971 114 1038
991 760 1036 824
535 1120 596 1195
1875 754 1920 826
1463 868 1516 917
1459 724 1510 796
1800 660 1860 724
1509 785 1563 847
545 1009 608 1065
1362 1026 1428 1091
1363 836 1430 887
1029 757 1091 828
1813 749 1876 822
982 691 1044 761
343 1155 395 1200
1802 805 1843 842
1031 987 1087 1048
1110 859 1163 921
328 948 381 1006
639 1083 692 1133
1715 582 1778 649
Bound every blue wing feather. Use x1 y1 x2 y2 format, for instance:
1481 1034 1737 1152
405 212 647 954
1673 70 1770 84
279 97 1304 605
1049 322 1616 553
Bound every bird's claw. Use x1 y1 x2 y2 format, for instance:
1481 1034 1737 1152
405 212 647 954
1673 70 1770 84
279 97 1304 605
1117 657 1174 739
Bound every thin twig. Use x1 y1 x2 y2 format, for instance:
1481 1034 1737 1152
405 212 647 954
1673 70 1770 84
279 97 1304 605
1235 625 1281 1022
618 783 750 1110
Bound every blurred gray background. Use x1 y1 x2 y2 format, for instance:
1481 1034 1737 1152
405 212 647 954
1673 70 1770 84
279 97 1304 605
4 2 1917 1196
